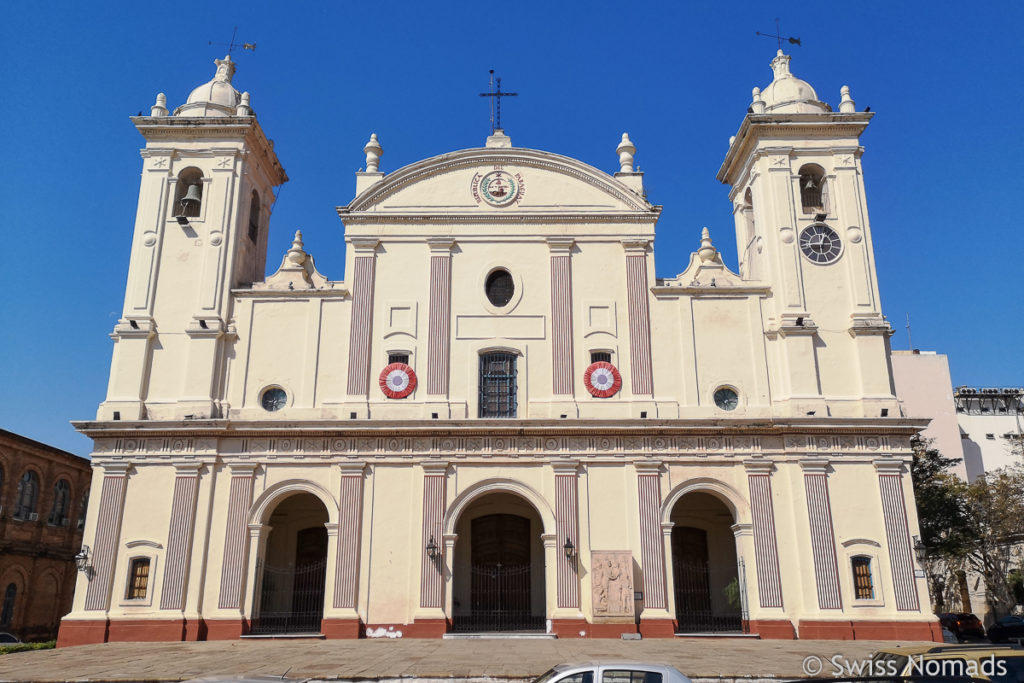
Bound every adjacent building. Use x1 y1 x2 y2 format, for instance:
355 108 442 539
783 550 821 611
58 50 941 646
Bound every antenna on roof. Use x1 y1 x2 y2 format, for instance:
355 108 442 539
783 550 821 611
208 26 256 56
906 312 914 350
756 18 801 51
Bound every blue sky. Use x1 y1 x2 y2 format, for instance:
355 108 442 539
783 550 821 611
2 1 1022 456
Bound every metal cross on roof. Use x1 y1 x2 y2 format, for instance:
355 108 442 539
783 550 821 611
756 18 801 50
479 70 517 134
208 26 256 57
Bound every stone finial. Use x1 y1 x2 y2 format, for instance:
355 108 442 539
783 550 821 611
616 133 636 173
151 93 169 117
214 55 236 83
286 230 307 267
750 87 766 114
770 50 791 80
364 134 383 173
236 92 253 116
697 227 719 263
839 85 856 113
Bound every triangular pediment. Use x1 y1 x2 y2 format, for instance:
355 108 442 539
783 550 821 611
341 147 655 217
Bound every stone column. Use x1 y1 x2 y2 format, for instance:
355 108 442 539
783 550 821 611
548 237 575 397
324 463 365 638
745 461 784 609
875 459 921 612
635 461 672 636
413 462 448 636
211 464 256 639
622 239 654 397
801 460 842 611
345 238 380 402
426 239 454 399
159 464 203 613
553 460 580 610
83 463 132 612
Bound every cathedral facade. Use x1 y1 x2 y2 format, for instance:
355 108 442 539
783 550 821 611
58 51 941 645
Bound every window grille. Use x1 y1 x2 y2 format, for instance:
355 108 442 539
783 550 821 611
479 352 517 418
591 351 612 364
127 558 150 599
49 480 71 526
0 584 14 626
13 472 38 520
388 353 409 365
852 556 874 600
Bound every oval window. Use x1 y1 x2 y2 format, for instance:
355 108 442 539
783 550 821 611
485 269 514 307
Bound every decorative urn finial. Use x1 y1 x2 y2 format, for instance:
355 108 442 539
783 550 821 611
236 91 253 116
616 133 636 173
364 134 383 173
697 227 718 263
151 93 168 117
751 86 766 114
286 230 307 266
839 85 856 113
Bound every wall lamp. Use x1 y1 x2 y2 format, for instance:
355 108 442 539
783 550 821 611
74 545 92 572
912 535 928 564
563 538 575 559
425 535 439 559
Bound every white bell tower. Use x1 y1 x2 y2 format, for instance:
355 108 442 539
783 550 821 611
99 56 288 421
718 51 897 418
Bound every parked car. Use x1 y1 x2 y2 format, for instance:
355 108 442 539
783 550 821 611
940 612 988 642
871 643 1024 682
0 632 21 644
989 615 1024 644
532 662 691 683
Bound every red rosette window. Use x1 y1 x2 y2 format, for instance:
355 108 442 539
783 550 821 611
584 361 622 398
378 362 417 399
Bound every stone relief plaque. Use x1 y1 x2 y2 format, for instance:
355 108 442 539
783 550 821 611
590 550 635 619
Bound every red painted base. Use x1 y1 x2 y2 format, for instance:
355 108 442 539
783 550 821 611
384 618 448 638
748 619 796 639
108 618 187 642
851 619 943 642
551 619 589 638
56 619 109 648
588 622 639 638
184 618 206 641
203 618 249 640
322 618 363 639
798 620 856 640
638 619 676 638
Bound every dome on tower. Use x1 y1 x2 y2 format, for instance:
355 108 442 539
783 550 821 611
174 56 242 117
759 51 830 114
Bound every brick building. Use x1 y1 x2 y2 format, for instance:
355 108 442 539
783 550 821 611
0 430 91 641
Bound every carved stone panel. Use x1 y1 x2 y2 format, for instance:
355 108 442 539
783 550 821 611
590 550 635 619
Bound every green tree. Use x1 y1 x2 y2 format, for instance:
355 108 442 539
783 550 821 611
962 464 1024 617
910 437 971 561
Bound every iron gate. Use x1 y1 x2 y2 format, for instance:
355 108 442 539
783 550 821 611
452 563 544 632
251 558 327 634
673 559 744 633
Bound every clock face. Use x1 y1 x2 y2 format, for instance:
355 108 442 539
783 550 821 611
799 224 842 264
714 387 739 411
261 387 287 412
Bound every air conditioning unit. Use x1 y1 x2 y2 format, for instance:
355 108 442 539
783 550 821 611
958 387 976 395
28 512 39 522
983 388 999 394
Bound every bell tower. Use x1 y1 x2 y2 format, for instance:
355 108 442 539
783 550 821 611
717 51 897 418
99 56 287 421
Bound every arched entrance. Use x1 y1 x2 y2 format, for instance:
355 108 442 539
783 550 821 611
669 491 744 633
251 492 329 635
451 492 546 633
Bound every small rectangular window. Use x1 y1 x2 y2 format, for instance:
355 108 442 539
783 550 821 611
388 353 409 365
852 556 874 600
127 558 150 600
591 351 612 364
479 352 517 418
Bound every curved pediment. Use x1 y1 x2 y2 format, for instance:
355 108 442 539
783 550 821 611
341 147 655 218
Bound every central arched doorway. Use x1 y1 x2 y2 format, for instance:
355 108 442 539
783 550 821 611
251 492 329 635
451 492 545 633
669 491 744 633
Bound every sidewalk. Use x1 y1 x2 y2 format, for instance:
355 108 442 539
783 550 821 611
0 638 928 682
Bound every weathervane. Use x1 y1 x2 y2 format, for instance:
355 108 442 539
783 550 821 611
479 70 517 134
756 18 801 50
208 26 256 56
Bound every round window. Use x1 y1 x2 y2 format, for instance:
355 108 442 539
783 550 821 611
713 387 739 411
261 387 287 412
485 269 514 307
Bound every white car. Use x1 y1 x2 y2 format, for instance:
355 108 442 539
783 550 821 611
532 662 692 683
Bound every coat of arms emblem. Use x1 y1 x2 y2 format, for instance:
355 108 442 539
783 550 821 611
472 169 524 207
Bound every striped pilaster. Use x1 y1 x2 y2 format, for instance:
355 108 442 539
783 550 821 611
802 462 842 610
159 465 202 611
636 463 667 609
426 239 454 395
622 240 653 396
554 462 580 608
333 465 365 609
419 465 447 609
548 238 575 396
876 462 920 611
346 239 379 396
746 464 784 609
83 466 131 611
217 467 256 610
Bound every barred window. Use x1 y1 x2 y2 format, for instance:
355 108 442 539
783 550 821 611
388 352 410 365
0 584 14 627
479 352 517 418
127 558 151 600
852 556 874 600
49 479 71 526
590 351 611 364
13 471 38 520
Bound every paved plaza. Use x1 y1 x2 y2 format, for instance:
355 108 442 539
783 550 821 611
0 637 933 682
